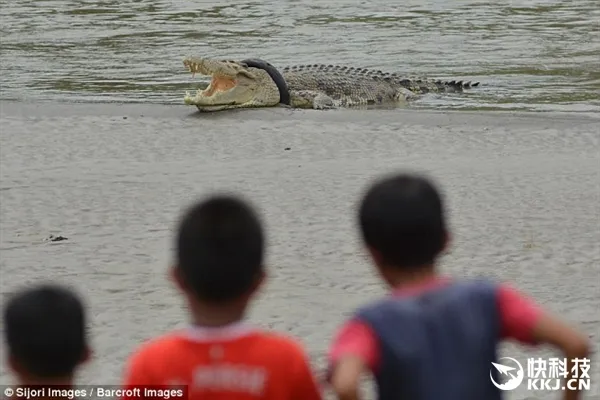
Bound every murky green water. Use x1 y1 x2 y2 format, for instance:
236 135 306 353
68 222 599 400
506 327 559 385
1 0 599 113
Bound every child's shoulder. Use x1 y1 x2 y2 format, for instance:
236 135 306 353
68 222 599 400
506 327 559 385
129 328 310 360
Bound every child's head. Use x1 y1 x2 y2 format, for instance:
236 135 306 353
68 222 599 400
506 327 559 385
3 284 89 384
358 173 448 279
172 195 265 320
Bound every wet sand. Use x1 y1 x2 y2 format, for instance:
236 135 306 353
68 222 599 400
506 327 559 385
0 101 598 399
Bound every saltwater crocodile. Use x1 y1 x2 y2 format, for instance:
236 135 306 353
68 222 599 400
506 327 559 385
183 56 480 112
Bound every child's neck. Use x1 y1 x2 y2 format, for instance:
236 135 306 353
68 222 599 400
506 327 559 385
189 301 247 327
384 264 438 289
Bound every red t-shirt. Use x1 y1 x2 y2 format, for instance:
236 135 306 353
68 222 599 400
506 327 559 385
122 322 322 400
328 277 543 372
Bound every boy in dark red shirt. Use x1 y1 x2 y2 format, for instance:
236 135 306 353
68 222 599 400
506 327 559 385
122 195 322 400
327 173 590 400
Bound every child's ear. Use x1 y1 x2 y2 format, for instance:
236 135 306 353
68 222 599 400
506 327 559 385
442 231 452 253
246 269 267 297
366 246 385 267
169 265 187 292
8 354 19 374
80 346 92 365
256 269 267 290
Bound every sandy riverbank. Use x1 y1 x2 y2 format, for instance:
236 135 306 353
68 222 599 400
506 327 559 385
1 101 598 399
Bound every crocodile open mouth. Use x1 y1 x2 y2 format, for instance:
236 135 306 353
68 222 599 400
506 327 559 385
184 59 239 98
200 74 237 96
185 70 238 97
183 74 240 110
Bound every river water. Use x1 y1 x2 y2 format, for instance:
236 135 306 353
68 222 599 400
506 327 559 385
1 0 599 112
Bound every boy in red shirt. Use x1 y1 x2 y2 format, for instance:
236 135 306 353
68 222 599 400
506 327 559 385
122 195 322 400
327 173 591 400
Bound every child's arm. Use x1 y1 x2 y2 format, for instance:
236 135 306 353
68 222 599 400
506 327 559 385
329 355 366 400
498 285 591 400
327 320 379 400
530 313 591 400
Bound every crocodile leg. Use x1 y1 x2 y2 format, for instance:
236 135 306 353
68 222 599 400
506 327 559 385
394 87 419 103
290 90 337 110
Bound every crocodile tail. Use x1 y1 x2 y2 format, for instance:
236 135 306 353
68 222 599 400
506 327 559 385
395 77 480 94
435 79 481 91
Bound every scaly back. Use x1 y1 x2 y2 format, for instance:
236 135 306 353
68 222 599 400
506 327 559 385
280 64 479 94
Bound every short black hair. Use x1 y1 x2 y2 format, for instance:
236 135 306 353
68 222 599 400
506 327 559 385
3 284 87 378
176 194 265 303
358 173 447 268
